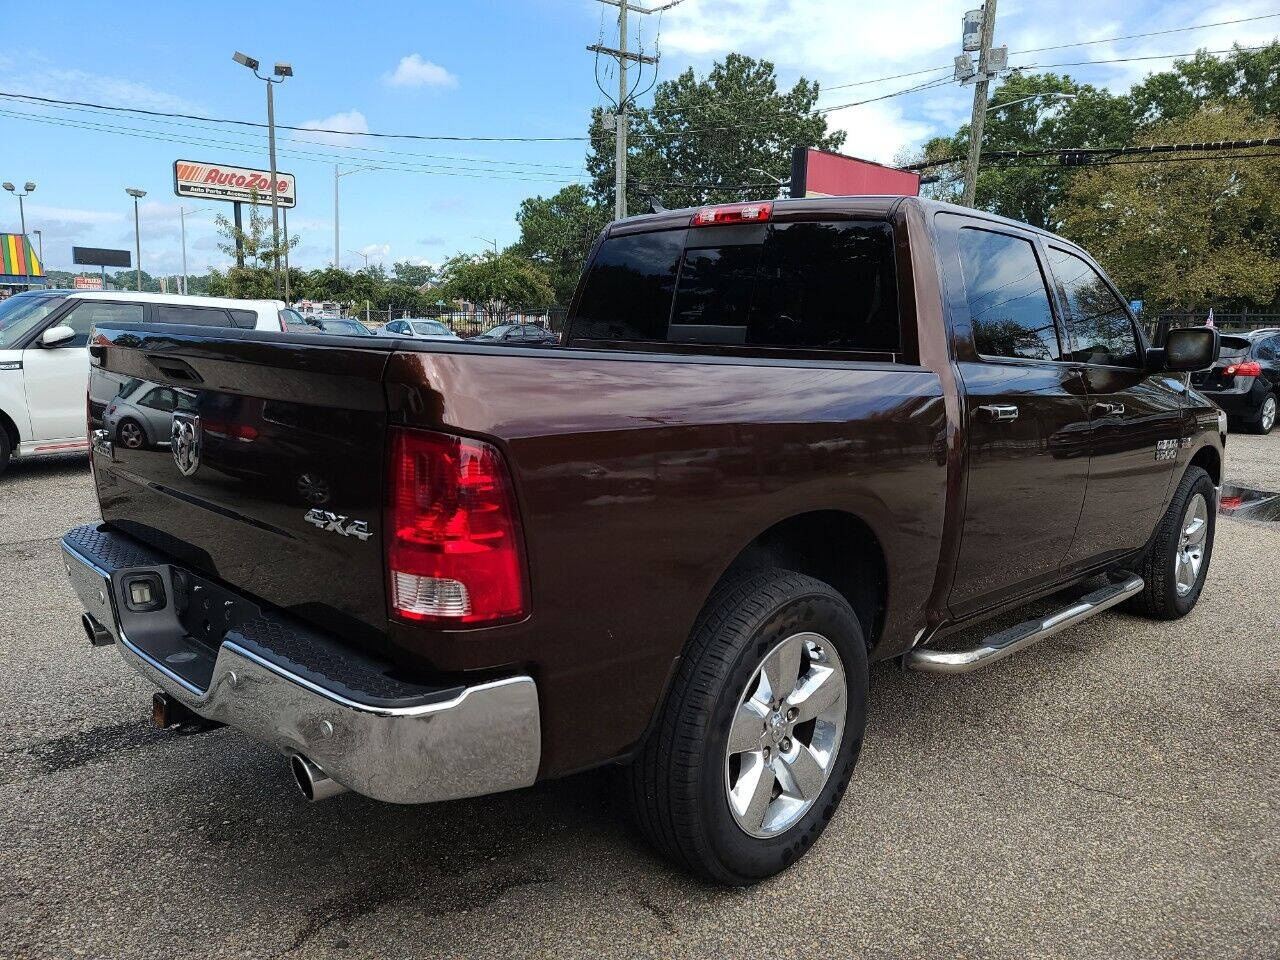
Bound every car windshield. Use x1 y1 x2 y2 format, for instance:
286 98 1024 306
479 325 511 338
0 294 65 349
411 322 450 336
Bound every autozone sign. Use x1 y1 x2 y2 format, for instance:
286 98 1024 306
173 160 296 207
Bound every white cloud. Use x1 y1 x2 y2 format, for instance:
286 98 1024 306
25 205 124 226
297 109 370 147
382 54 458 89
360 243 391 263
0 66 197 112
826 101 935 165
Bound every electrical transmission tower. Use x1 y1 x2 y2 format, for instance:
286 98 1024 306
588 0 686 220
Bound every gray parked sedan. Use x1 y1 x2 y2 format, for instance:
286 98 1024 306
103 380 197 449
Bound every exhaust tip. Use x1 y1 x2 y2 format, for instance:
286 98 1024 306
290 754 347 802
82 613 113 647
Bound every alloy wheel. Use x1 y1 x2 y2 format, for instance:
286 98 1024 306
723 631 847 838
1262 395 1276 432
120 422 144 449
1174 492 1209 596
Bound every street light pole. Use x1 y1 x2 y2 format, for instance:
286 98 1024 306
32 229 42 268
125 187 146 291
178 205 208 295
347 248 369 271
3 180 35 287
334 165 384 269
233 52 292 297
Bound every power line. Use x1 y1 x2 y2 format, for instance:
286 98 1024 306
0 108 586 184
0 94 586 172
0 90 591 142
1009 12 1280 57
985 150 1280 170
906 137 1280 171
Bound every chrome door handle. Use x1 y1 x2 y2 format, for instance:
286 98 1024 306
978 404 1020 422
1091 402 1125 417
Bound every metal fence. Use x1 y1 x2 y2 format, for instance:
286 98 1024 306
1142 311 1280 340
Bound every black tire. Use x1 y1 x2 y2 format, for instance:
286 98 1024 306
624 568 869 885
0 428 10 476
116 418 146 449
1246 392 1277 434
1127 465 1216 620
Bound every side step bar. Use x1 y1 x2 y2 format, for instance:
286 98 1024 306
906 574 1144 674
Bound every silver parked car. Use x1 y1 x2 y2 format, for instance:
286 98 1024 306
382 318 462 341
103 379 197 450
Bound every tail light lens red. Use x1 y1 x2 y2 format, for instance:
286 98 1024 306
201 419 259 442
387 427 526 625
691 201 773 226
1223 361 1261 377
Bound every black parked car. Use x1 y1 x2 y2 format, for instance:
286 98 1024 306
1191 329 1280 433
470 323 558 345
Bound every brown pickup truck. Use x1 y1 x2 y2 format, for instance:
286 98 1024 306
63 196 1225 884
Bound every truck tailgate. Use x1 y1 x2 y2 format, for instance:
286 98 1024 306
89 325 392 648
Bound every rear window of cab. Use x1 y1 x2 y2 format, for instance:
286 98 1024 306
570 219 900 355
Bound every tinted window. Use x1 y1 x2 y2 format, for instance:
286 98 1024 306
573 230 683 342
63 301 146 346
574 221 900 352
1048 247 1138 367
154 304 233 327
958 229 1060 361
749 221 899 352
669 245 760 343
229 309 258 329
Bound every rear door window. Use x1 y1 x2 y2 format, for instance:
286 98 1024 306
61 300 146 346
1047 247 1140 368
153 305 234 327
573 220 900 353
956 228 1061 361
228 309 258 329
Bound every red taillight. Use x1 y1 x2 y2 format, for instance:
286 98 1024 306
691 201 773 226
1223 361 1261 378
202 419 258 442
386 427 526 625
1220 495 1243 509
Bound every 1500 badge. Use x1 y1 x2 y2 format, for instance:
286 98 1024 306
304 509 372 541
1155 439 1178 461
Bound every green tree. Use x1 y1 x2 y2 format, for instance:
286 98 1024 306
512 184 608 303
437 251 555 319
1128 43 1280 128
1060 103 1280 310
588 52 844 212
212 192 299 298
391 260 436 287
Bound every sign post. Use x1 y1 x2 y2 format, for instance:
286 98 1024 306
72 246 131 289
173 160 296 274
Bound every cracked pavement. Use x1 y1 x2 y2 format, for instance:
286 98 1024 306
0 439 1276 959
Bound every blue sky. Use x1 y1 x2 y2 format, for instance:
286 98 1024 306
0 0 1275 281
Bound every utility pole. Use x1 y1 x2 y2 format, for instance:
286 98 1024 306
334 164 340 268
959 1 1004 207
588 0 683 220
125 187 146 291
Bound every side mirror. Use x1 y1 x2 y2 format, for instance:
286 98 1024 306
40 325 76 348
1161 327 1220 372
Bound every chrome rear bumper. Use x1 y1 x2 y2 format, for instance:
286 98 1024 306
62 525 540 805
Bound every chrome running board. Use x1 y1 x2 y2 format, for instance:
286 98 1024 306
906 574 1144 674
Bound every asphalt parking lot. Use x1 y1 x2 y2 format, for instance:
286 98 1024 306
1 435 1276 960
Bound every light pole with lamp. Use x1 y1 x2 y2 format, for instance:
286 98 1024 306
233 51 292 298
347 248 370 271
179 205 208 295
334 165 386 268
2 180 35 287
31 229 42 272
125 187 146 291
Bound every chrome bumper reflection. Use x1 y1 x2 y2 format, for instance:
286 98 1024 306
62 538 541 805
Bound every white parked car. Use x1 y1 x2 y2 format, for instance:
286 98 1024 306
0 289 288 475
382 318 462 341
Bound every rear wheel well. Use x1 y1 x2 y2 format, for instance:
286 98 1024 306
1189 446 1220 487
725 510 887 650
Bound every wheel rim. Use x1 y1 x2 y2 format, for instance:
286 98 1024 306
120 423 143 448
723 631 847 839
1175 493 1209 596
1262 396 1276 432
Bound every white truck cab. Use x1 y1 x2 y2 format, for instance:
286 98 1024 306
0 289 287 475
